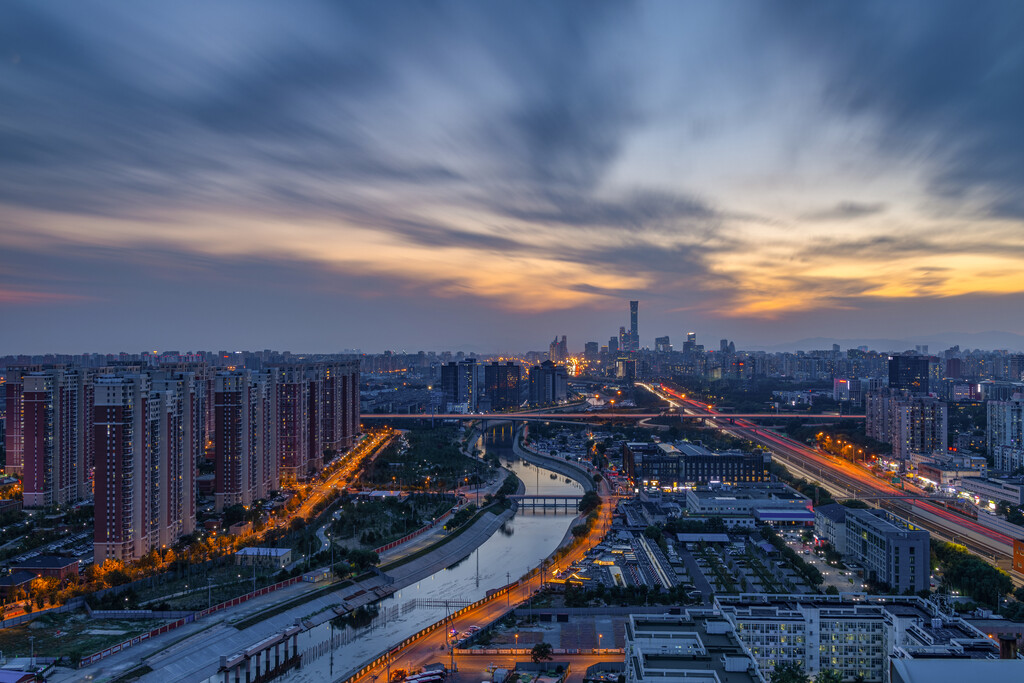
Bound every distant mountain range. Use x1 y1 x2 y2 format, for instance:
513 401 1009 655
748 331 1024 353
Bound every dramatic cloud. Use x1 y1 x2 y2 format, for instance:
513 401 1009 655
1 0 1023 353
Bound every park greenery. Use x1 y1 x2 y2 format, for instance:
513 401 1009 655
361 426 491 491
329 493 457 547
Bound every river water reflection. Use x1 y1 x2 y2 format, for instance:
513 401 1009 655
278 423 583 682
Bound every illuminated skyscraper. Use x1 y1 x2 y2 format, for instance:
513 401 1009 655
629 300 639 351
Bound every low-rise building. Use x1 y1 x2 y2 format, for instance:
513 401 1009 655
0 571 35 600
959 476 1024 507
234 546 292 569
624 612 764 683
814 503 848 554
12 555 80 581
685 484 811 524
717 594 998 683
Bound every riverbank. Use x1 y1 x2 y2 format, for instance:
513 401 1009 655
513 429 595 492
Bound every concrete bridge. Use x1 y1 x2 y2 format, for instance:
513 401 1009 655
507 494 584 510
361 412 863 422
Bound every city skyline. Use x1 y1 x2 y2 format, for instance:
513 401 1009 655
3 2 1024 353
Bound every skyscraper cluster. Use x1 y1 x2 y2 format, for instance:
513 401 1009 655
3 360 359 563
440 359 522 412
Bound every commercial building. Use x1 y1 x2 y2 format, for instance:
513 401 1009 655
624 612 764 683
622 442 771 488
717 594 999 683
987 394 1024 471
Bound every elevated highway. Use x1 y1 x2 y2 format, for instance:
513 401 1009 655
652 383 1020 580
362 412 864 421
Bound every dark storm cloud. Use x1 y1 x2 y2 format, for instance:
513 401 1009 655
764 0 1024 217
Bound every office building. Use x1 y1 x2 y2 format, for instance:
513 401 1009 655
624 612 764 683
655 336 672 353
528 360 567 405
717 594 998 683
483 361 521 411
584 341 599 360
889 355 931 394
988 394 1024 471
609 336 619 355
817 506 928 593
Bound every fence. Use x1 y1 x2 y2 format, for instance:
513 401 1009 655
373 507 455 555
78 575 302 668
0 596 85 630
84 603 195 620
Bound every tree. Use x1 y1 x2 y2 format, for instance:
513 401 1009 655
578 491 601 514
531 642 553 663
770 662 810 683
815 670 842 683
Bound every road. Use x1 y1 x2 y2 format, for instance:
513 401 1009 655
345 482 616 683
294 430 394 521
652 383 1019 575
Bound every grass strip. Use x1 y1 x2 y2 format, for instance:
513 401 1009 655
378 503 505 572
230 579 352 631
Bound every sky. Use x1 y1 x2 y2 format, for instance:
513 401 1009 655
2 1 1024 354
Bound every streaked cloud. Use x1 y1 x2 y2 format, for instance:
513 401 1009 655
1 0 1022 352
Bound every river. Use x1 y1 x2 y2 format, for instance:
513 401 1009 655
274 424 583 682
